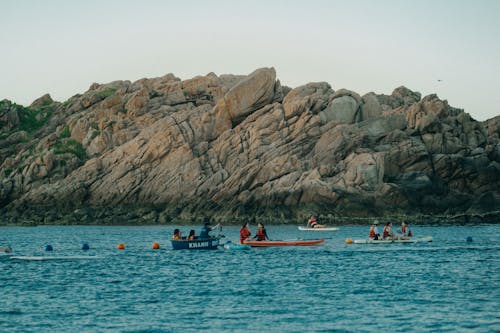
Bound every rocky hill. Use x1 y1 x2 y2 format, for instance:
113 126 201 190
0 68 499 225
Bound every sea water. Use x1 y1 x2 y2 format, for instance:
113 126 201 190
0 224 499 332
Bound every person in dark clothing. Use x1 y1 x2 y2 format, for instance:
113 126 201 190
199 221 221 238
253 223 269 241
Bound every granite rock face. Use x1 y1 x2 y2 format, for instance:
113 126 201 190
0 67 499 224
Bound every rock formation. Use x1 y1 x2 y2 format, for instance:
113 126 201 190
0 67 498 225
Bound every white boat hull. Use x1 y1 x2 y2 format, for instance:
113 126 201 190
10 256 100 261
298 226 339 231
353 236 433 244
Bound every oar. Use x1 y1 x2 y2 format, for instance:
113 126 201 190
216 224 225 238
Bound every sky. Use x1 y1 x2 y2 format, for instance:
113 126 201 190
1 0 499 121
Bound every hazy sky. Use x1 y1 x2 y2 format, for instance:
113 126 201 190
1 0 499 120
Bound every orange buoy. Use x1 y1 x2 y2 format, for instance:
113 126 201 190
117 243 125 250
345 238 353 245
152 242 160 249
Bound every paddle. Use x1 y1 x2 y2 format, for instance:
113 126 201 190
216 224 225 238
214 225 228 248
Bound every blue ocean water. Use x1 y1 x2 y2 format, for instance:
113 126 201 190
1 224 499 332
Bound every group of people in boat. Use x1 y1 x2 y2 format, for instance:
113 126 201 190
172 221 222 241
240 222 269 244
172 220 269 244
369 221 412 240
171 216 413 243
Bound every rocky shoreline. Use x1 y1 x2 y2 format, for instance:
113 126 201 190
1 205 498 227
1 68 499 225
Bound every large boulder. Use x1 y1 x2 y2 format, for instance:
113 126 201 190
320 95 360 124
213 67 278 126
30 94 53 109
391 86 421 106
0 100 20 131
361 92 383 120
282 82 333 119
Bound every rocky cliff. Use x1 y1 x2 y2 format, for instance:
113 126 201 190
1 68 499 225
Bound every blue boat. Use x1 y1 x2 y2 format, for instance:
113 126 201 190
171 237 221 250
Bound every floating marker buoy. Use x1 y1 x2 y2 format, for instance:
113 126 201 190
45 244 53 251
466 236 473 243
152 242 160 249
345 238 353 245
117 243 125 250
82 243 90 251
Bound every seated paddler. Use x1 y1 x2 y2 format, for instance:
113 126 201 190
199 219 221 239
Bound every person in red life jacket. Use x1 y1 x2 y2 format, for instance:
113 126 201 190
383 222 396 240
253 223 269 241
307 216 317 228
307 215 326 228
240 222 251 244
187 229 196 240
369 221 380 240
397 221 413 239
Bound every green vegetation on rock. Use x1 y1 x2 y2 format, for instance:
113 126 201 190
3 168 12 177
59 125 71 138
53 139 87 160
0 100 54 133
90 130 100 140
62 100 72 108
97 88 117 99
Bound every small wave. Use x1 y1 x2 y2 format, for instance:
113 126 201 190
0 309 23 315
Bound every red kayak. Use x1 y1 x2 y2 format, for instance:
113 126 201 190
243 239 324 247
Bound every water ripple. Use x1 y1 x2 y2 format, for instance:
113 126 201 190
0 224 499 332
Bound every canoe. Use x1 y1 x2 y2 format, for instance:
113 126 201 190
298 226 339 231
353 236 433 244
223 241 251 250
243 239 324 247
171 237 220 250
